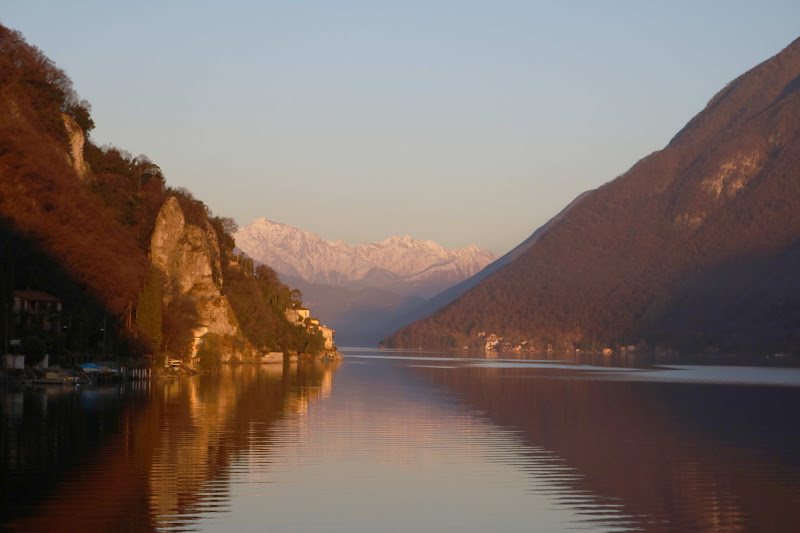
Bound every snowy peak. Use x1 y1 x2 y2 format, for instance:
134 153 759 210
234 219 498 292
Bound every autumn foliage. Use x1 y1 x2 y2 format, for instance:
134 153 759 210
0 24 317 359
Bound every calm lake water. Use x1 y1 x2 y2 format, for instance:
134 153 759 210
3 349 800 532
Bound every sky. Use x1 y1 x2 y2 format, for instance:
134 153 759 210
3 1 800 255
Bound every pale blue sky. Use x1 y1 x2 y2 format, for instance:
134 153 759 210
3 1 799 254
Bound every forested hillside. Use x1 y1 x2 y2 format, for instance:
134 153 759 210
385 36 800 356
0 24 323 362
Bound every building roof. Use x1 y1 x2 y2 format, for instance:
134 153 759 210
13 290 62 303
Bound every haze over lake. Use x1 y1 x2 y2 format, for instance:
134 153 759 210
3 350 800 532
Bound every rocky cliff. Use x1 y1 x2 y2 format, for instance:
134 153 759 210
61 113 90 181
150 197 248 360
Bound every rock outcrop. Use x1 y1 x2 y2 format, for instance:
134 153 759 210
61 113 90 180
150 197 247 360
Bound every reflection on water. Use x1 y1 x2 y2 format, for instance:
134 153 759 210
403 357 800 532
2 352 800 532
1 362 338 532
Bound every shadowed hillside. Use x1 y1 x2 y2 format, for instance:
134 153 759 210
392 190 594 334
385 36 800 356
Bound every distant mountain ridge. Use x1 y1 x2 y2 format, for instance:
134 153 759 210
385 36 800 355
234 218 498 346
235 218 497 293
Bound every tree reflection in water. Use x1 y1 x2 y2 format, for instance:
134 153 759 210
4 356 800 532
0 361 340 532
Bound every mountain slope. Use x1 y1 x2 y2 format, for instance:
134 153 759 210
385 36 800 355
401 190 594 327
0 24 148 335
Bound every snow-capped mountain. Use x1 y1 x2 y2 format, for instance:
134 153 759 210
234 218 497 293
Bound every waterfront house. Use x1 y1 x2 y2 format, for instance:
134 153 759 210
319 325 335 350
13 290 62 332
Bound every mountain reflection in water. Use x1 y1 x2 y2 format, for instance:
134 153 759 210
2 352 800 532
404 356 800 532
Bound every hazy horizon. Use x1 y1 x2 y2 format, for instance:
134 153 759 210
4 1 800 255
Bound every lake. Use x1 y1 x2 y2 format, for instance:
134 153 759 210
3 349 800 532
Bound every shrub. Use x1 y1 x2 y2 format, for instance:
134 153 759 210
196 333 222 369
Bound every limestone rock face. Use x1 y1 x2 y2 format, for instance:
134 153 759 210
150 197 186 294
150 197 247 360
196 297 240 338
151 198 223 300
61 113 90 180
